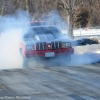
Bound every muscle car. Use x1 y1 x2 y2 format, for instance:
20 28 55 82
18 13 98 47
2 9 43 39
20 23 74 68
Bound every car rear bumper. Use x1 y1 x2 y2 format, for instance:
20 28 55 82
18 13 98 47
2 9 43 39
24 47 74 57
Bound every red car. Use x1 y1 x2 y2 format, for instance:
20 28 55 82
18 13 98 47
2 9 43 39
20 24 74 68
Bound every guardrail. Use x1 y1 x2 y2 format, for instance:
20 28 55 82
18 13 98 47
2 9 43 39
73 29 100 37
62 28 100 39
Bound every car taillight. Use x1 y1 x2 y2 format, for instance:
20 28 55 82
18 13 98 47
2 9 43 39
62 42 71 48
26 45 34 50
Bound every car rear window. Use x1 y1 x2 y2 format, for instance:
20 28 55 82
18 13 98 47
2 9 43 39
23 26 62 39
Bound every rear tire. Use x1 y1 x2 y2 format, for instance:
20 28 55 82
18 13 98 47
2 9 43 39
66 54 71 63
22 55 28 68
20 49 28 68
61 54 71 65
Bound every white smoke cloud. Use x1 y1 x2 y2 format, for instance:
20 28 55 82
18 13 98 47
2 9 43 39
0 9 99 70
40 11 72 42
71 45 100 66
0 9 31 70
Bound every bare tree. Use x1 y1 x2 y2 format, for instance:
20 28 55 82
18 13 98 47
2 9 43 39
1 0 6 16
25 0 29 13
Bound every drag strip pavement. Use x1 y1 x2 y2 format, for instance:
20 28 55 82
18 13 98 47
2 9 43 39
0 64 100 100
0 44 100 100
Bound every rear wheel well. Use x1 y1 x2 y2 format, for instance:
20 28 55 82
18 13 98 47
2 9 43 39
19 48 28 68
19 48 23 56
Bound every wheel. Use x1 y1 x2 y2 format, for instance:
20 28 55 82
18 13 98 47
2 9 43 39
20 48 28 68
56 54 71 66
65 54 71 63
61 54 71 65
22 55 28 68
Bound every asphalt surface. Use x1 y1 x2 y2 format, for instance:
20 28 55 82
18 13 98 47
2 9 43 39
0 44 100 100
0 63 100 100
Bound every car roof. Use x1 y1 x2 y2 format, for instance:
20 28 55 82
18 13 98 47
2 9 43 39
28 25 58 29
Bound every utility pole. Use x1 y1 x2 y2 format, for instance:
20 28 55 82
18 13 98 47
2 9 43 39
69 0 74 39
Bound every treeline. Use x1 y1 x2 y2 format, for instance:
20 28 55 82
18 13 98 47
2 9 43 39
0 0 100 28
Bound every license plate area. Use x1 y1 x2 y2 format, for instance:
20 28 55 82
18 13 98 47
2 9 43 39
45 52 55 57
